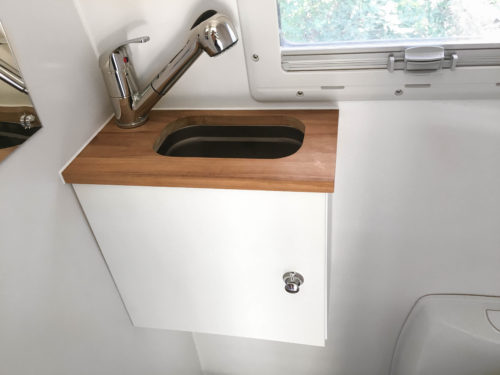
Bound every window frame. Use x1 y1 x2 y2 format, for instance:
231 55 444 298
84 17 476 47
236 0 500 102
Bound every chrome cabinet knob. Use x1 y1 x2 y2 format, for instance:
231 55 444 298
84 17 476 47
283 271 304 294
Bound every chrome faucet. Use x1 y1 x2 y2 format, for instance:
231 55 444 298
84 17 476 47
99 10 238 128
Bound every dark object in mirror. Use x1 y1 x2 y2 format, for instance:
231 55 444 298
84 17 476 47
0 121 40 148
0 21 42 163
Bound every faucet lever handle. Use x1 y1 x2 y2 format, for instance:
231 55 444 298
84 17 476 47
113 36 150 52
100 36 151 70
100 36 151 100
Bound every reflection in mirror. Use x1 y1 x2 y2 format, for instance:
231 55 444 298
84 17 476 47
0 20 41 163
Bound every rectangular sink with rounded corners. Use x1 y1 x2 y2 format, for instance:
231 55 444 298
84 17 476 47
154 115 305 159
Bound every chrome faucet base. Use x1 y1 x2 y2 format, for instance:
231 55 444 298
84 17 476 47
116 116 148 129
99 11 238 129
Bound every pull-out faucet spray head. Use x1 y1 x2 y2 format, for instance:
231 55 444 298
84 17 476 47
191 10 238 56
100 10 238 128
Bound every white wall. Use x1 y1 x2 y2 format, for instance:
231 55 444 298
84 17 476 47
0 1 201 374
193 100 500 375
4 1 500 375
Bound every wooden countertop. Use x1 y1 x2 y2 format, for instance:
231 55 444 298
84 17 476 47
62 110 338 192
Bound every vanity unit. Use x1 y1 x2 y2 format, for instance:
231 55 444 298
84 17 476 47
62 109 337 346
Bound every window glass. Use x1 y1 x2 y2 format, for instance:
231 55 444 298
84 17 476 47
277 0 500 46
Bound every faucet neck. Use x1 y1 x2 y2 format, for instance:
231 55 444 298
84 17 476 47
151 38 202 96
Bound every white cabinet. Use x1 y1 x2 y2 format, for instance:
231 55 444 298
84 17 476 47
74 184 329 346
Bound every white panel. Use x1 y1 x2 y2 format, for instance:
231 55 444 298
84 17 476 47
74 185 327 346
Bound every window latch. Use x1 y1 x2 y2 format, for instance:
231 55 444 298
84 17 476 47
387 47 458 72
404 46 445 72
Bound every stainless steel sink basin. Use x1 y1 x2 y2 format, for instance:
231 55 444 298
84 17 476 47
0 122 40 149
154 116 305 159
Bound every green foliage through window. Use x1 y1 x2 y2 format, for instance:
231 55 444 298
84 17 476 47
277 0 500 45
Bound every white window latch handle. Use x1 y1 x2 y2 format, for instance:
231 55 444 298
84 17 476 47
404 46 445 72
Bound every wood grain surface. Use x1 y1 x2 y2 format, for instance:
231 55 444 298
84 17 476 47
62 110 338 192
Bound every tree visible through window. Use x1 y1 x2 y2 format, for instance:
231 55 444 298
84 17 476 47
277 0 500 46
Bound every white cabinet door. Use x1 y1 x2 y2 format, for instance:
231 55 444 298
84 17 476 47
74 184 328 346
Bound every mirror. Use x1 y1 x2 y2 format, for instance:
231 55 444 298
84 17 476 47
0 21 41 163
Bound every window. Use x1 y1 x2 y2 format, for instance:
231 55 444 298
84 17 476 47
278 0 500 71
278 0 500 47
236 0 500 101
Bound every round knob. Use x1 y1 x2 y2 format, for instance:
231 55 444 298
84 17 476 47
283 271 304 294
